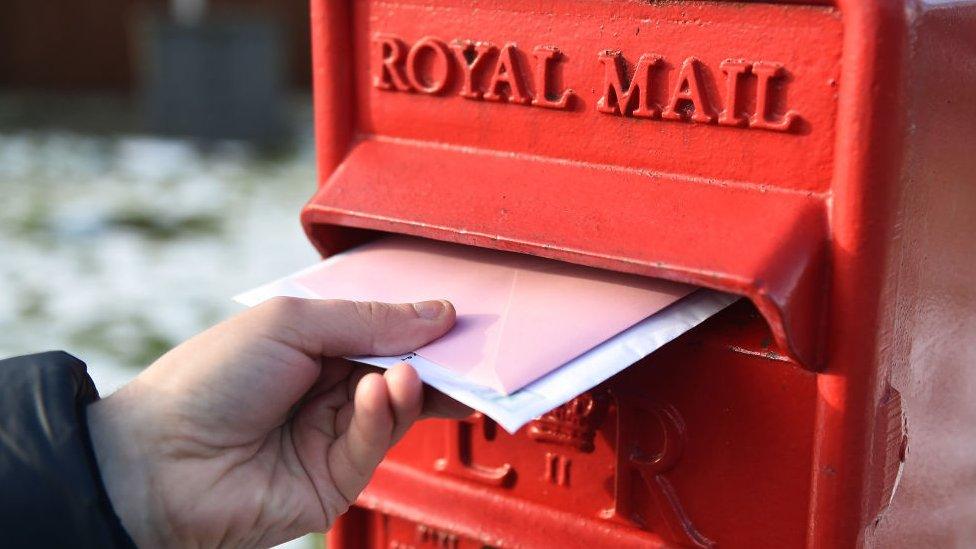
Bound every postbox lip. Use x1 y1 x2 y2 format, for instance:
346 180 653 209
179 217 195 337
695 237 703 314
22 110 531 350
301 136 829 371
304 204 825 372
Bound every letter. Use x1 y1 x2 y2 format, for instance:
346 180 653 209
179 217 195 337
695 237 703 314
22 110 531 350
435 414 514 486
531 45 574 109
596 50 662 118
749 61 797 131
449 40 496 99
662 57 715 123
718 59 750 127
372 33 411 91
483 43 530 104
544 453 571 486
405 36 452 94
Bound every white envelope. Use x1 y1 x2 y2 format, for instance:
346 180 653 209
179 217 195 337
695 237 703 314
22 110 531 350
354 289 738 433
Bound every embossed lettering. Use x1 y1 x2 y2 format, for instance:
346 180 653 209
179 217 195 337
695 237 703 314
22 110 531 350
373 34 411 91
531 46 574 109
718 59 751 127
544 452 571 486
405 36 452 94
416 524 459 549
662 57 714 123
483 43 530 104
435 414 515 486
601 393 714 548
750 61 798 131
596 50 663 118
371 33 801 132
449 40 495 99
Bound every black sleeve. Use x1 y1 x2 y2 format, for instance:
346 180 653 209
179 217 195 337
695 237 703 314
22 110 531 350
0 352 136 548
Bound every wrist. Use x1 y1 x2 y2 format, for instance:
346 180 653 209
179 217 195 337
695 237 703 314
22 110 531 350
87 385 168 547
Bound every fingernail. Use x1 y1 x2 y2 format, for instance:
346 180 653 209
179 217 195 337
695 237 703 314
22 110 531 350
413 300 446 320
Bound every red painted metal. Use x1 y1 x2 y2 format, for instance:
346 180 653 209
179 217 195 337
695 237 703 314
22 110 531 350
302 0 976 546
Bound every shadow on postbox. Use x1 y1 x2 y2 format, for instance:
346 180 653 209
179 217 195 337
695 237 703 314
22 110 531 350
296 1 912 547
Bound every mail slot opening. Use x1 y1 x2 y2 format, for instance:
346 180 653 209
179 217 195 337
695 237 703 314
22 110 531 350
300 224 797 369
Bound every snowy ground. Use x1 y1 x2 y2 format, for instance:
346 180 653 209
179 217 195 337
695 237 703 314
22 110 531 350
0 98 322 547
0 128 320 389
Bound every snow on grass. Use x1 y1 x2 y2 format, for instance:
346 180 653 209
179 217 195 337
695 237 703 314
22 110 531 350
0 130 320 393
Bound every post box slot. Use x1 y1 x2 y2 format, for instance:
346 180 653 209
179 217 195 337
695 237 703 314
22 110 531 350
302 137 829 370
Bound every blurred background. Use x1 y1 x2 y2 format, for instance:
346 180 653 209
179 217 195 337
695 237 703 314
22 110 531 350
1 1 322 543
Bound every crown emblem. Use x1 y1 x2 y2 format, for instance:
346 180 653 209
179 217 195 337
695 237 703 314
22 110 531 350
527 391 609 452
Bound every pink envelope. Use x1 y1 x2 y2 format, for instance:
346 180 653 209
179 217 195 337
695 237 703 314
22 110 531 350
292 236 694 394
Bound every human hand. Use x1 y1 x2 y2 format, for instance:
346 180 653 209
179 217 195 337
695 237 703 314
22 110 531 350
86 297 468 547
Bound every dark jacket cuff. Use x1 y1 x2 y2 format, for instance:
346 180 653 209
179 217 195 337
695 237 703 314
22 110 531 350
0 352 136 548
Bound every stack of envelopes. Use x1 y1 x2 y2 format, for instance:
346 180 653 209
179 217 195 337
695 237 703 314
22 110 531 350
236 236 737 432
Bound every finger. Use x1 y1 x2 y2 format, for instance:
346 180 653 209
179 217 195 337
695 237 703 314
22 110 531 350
384 363 423 444
332 365 378 435
250 297 456 358
421 385 474 420
327 373 395 504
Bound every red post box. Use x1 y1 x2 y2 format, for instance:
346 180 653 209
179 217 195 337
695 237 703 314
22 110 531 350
300 0 976 546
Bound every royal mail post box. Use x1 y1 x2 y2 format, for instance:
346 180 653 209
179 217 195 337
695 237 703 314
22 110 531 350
300 0 976 546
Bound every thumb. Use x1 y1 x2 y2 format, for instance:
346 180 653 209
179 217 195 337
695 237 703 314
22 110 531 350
249 297 456 357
